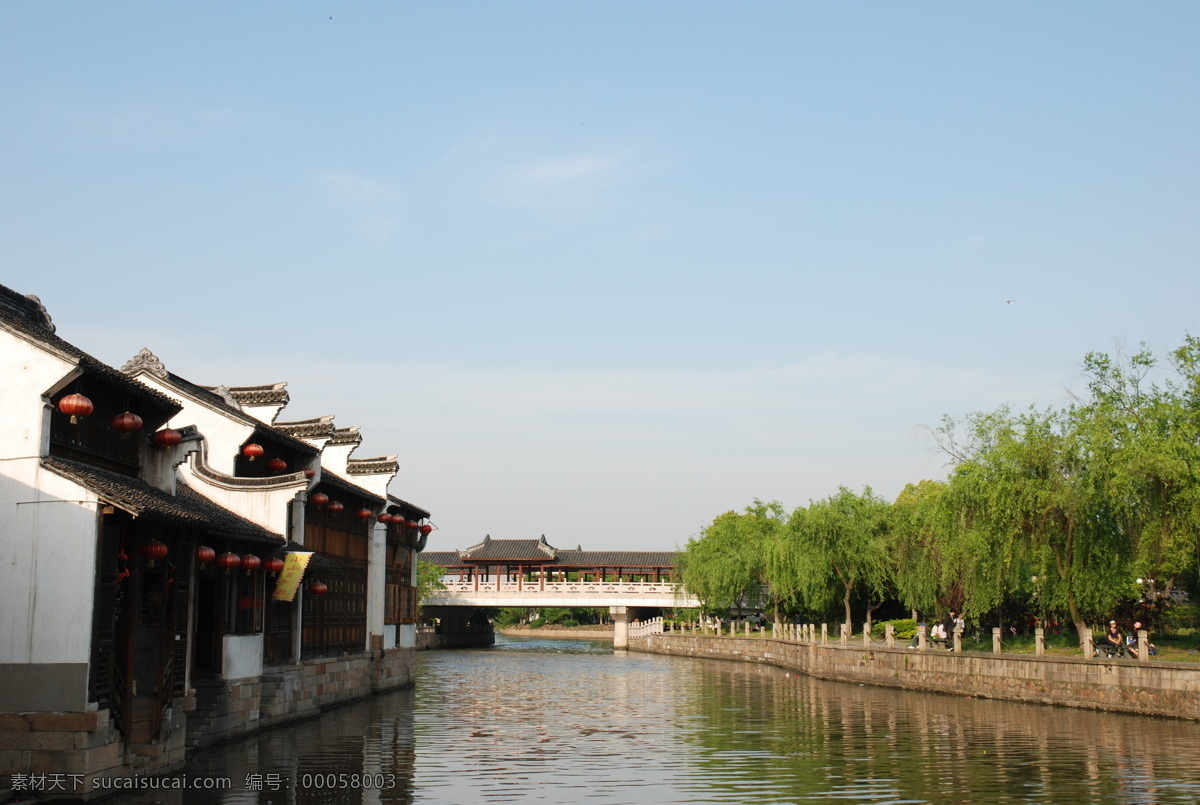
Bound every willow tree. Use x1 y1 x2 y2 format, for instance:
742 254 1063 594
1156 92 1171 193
1077 339 1200 596
679 500 785 617
780 487 893 634
888 480 950 618
938 405 1129 637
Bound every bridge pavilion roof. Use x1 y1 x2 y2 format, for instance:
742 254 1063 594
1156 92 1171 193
422 535 677 569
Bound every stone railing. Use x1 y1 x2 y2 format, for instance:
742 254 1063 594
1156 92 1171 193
628 617 665 640
439 579 679 596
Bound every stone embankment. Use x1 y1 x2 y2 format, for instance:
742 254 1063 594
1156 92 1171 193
630 634 1200 721
496 626 612 640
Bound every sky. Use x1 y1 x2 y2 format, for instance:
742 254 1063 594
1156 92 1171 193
3 3 1198 552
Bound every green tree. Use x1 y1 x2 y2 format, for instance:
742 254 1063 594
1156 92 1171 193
679 500 785 617
780 487 893 634
888 480 950 618
416 560 447 610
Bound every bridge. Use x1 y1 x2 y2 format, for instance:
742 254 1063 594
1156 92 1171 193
421 535 698 646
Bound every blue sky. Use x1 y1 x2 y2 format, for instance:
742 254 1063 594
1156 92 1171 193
3 3 1198 551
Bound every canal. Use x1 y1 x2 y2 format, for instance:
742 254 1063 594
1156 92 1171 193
102 635 1200 804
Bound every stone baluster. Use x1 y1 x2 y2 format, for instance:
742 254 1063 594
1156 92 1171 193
953 625 962 653
821 623 828 645
1082 632 1093 659
885 623 895 649
1035 627 1045 657
745 621 750 637
992 627 1002 654
863 624 871 649
918 623 928 651
1138 630 1149 662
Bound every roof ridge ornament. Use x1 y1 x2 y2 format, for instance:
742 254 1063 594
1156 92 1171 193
121 347 169 379
211 385 240 408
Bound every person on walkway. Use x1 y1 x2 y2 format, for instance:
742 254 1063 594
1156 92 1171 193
1126 621 1157 658
1100 620 1125 657
940 611 958 649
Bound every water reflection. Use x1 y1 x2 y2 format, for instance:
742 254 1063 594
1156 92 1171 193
100 636 1200 804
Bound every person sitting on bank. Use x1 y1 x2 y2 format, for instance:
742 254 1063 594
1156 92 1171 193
939 611 958 649
1126 621 1158 659
1099 620 1125 657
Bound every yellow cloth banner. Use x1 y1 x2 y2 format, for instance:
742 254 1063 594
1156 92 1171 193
273 552 313 602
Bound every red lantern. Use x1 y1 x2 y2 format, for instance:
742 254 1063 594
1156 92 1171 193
153 428 182 448
420 524 433 536
406 520 419 530
217 552 241 572
139 539 168 567
58 393 93 424
264 557 285 574
308 580 328 596
376 513 390 523
303 467 316 479
242 443 264 461
327 500 344 515
241 554 261 573
267 458 288 473
111 412 143 434
359 508 375 520
310 492 329 507
197 545 216 568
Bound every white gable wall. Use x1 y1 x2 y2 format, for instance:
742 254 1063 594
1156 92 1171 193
0 465 98 665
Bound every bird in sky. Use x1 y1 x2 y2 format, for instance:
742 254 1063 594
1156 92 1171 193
1006 300 1015 305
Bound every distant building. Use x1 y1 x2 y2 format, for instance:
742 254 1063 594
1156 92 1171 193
0 285 432 795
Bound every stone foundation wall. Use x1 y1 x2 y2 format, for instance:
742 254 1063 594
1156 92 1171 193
632 635 1200 720
417 631 495 650
1 647 419 799
0 706 188 798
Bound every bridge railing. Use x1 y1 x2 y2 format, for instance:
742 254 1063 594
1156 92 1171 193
629 617 665 640
439 579 681 596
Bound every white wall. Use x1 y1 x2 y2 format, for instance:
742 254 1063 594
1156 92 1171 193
221 634 264 681
0 332 75 460
0 465 99 665
0 332 97 666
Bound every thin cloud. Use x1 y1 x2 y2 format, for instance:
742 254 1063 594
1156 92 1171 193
489 151 632 208
317 171 402 242
63 100 264 141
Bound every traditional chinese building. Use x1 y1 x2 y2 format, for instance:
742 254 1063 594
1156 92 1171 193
0 285 432 796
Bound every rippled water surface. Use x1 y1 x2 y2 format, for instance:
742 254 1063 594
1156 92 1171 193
108 636 1200 804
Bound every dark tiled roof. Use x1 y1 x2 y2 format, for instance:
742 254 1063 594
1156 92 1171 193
348 456 399 476
0 287 181 412
461 537 556 561
121 354 318 456
316 471 385 506
387 495 431 520
556 550 678 568
328 427 361 446
42 457 284 546
274 416 336 439
226 383 289 406
418 551 460 567
420 537 677 568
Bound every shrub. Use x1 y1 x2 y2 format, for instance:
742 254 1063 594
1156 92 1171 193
528 618 546 629
873 618 917 640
